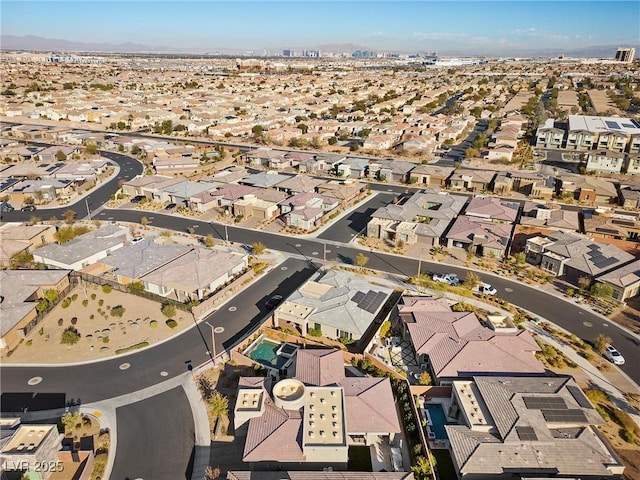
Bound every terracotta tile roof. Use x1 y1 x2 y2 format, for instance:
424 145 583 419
294 349 345 386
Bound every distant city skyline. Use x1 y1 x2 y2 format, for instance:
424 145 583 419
2 1 639 55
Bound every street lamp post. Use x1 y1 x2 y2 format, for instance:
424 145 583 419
85 198 91 221
224 224 229 243
205 321 217 364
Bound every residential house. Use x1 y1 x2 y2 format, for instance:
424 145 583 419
140 247 248 301
32 224 129 270
243 148 286 167
535 118 565 149
584 150 625 174
408 165 454 188
121 175 183 199
153 156 200 173
626 153 640 175
377 159 416 183
582 209 640 241
566 115 640 153
463 196 519 223
239 171 291 190
191 184 257 213
154 180 217 205
237 348 401 469
280 192 339 231
0 223 57 267
556 175 618 206
520 202 580 232
7 179 76 205
367 190 466 246
272 270 395 345
0 422 65 480
316 180 367 207
0 269 70 350
446 216 513 258
448 169 496 193
597 259 640 301
398 296 543 385
336 157 369 179
524 231 635 282
446 376 624 480
233 190 286 221
206 165 248 184
95 238 191 285
274 175 326 196
618 181 640 208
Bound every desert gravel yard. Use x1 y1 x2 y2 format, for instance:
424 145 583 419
1 282 195 363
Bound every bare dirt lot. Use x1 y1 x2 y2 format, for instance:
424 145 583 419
2 282 194 363
612 297 640 335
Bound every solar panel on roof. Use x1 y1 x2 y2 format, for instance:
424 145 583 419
605 120 621 130
523 396 567 410
516 426 538 441
622 123 635 129
612 219 636 227
593 257 617 269
567 385 594 409
542 409 588 423
595 227 620 235
352 291 366 304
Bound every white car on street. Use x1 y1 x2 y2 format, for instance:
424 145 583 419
604 344 625 365
473 282 497 295
432 273 460 285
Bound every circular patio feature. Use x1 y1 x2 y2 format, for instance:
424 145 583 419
27 376 43 386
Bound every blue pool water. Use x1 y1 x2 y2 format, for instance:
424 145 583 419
246 339 289 370
426 404 449 439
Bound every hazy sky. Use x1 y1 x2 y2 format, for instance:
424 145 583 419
2 1 639 54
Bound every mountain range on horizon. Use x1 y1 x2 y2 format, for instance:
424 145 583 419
1 34 636 59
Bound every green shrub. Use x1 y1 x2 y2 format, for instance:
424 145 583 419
102 336 110 344
161 303 176 318
61 326 81 346
308 327 322 337
110 305 125 317
98 299 104 306
61 298 71 309
150 320 158 329
91 293 97 300
82 299 89 307
71 293 78 301
102 285 112 294
585 388 609 405
166 319 178 329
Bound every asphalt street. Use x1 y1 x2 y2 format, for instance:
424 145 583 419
0 148 144 223
109 387 195 480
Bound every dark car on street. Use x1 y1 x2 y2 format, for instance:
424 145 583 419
21 205 37 212
265 295 283 310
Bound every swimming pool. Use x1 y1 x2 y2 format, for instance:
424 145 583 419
244 337 290 370
426 404 450 440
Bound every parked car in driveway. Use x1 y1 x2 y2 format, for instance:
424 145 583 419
0 202 14 212
130 196 145 204
604 344 625 365
165 203 177 210
131 236 144 244
473 283 497 295
432 273 460 285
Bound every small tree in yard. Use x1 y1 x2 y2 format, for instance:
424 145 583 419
140 217 149 227
355 253 369 267
591 282 613 298
128 282 145 293
578 276 591 293
465 272 480 289
197 375 215 402
210 391 229 419
63 209 76 224
161 303 176 318
594 333 612 355
61 412 79 433
513 251 526 265
61 326 81 346
251 241 265 255
204 234 215 247
418 371 432 385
